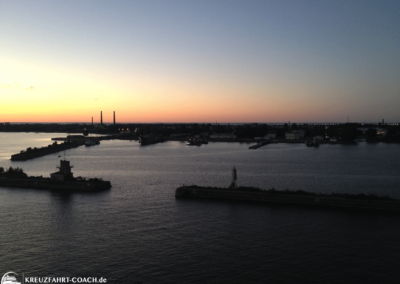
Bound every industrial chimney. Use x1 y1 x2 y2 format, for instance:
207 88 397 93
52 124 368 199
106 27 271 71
101 111 103 125
114 111 115 125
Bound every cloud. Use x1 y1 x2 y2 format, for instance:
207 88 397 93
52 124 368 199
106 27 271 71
26 86 34 90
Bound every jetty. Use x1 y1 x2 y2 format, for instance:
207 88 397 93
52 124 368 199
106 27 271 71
175 186 400 212
11 141 84 161
0 160 111 191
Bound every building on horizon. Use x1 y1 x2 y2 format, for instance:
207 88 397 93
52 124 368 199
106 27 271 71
285 130 305 139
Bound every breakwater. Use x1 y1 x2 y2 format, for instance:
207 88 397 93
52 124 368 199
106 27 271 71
11 141 84 161
175 186 400 212
0 177 111 191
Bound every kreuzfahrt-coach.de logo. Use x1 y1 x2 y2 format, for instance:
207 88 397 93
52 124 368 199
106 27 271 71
1 272 21 284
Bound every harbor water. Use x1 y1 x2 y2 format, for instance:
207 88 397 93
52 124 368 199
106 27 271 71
1 133 400 283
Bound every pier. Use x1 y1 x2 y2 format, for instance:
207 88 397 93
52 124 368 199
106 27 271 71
175 186 400 212
11 141 84 161
0 161 111 191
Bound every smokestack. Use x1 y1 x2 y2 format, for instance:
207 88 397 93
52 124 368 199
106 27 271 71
92 117 93 126
114 111 115 125
101 111 103 125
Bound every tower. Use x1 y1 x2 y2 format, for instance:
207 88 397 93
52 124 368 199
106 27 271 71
114 111 115 125
231 166 237 189
59 160 73 175
101 111 103 125
92 117 93 126
50 160 74 181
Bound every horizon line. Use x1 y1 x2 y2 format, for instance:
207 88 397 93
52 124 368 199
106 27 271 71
3 121 399 125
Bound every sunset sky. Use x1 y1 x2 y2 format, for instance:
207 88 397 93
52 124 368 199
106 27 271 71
1 0 399 123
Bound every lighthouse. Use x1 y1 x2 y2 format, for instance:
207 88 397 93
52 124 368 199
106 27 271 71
230 166 237 189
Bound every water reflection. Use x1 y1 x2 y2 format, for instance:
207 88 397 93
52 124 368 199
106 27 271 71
1 134 400 283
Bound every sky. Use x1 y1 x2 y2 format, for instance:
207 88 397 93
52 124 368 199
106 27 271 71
1 0 399 123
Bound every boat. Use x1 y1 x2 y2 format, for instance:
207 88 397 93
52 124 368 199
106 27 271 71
85 139 100 146
186 137 208 146
306 139 320 147
305 140 314 147
186 137 202 146
139 134 164 145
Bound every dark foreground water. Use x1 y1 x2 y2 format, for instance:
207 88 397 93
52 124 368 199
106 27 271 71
1 133 400 283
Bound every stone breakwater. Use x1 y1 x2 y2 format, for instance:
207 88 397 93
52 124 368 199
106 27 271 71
175 186 400 212
11 142 84 161
0 177 111 191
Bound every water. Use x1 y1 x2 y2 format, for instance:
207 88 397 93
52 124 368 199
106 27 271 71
1 133 400 283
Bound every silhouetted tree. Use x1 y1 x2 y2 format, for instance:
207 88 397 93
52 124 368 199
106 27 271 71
283 123 289 132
